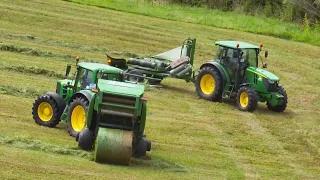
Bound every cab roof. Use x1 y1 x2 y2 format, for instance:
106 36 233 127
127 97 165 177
215 41 260 49
78 62 122 73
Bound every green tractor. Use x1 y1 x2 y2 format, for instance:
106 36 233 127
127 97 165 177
32 58 151 165
195 41 288 112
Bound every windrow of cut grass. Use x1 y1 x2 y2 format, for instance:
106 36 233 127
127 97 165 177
0 0 319 179
0 62 65 79
0 135 91 158
67 0 320 46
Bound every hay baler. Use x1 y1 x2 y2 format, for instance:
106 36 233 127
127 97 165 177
32 59 151 165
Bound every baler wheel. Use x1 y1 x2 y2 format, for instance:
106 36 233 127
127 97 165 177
147 75 162 85
32 94 60 127
78 128 95 151
94 128 132 165
267 86 288 112
67 97 89 137
133 137 149 158
127 69 144 83
236 86 258 112
195 67 222 101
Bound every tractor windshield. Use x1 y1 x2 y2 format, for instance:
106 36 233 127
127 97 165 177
77 68 93 89
241 49 258 67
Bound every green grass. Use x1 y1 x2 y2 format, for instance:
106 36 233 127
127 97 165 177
0 0 319 179
67 0 320 47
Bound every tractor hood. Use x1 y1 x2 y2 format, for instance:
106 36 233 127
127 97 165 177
97 79 144 97
247 66 279 81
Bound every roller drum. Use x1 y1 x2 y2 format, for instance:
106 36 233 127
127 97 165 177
94 128 133 165
170 64 187 76
176 64 192 78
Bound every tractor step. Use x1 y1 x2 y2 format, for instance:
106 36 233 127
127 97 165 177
223 85 235 98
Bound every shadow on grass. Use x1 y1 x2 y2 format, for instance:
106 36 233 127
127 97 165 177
153 83 195 96
130 155 188 172
221 98 294 116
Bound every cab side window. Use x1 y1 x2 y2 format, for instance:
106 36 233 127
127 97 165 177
217 47 229 65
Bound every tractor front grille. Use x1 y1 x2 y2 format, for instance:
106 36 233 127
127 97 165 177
263 78 278 92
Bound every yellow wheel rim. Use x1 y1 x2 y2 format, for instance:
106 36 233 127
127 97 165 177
71 105 86 132
240 92 249 108
200 74 215 95
37 102 53 122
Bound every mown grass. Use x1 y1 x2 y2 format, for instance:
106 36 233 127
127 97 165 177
67 0 320 47
0 0 319 179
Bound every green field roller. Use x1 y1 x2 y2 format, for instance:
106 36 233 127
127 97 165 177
32 58 151 165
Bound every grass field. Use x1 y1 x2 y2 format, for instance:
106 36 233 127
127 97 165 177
0 0 319 179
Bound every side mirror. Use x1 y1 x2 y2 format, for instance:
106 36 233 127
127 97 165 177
65 64 71 78
265 50 268 58
263 63 268 68
240 51 244 58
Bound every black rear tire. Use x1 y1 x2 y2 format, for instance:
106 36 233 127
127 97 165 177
67 97 89 137
195 66 223 102
78 128 94 151
236 86 258 112
267 86 288 112
32 94 61 127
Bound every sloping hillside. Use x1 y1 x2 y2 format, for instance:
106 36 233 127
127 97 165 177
0 0 319 179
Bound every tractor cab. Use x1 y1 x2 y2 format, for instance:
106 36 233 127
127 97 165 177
215 41 260 83
58 62 124 101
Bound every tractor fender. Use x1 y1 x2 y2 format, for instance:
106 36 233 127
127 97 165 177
70 90 96 129
70 91 93 103
200 62 229 89
45 92 66 116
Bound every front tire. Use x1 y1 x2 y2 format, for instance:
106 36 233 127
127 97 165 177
32 94 61 127
236 86 258 112
67 97 88 137
195 67 223 101
267 86 288 112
